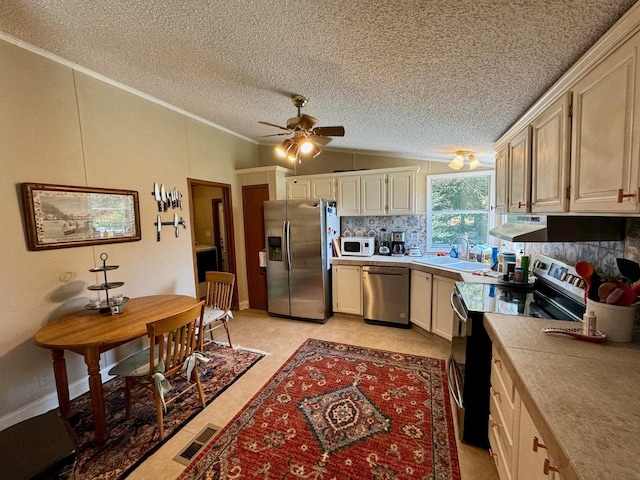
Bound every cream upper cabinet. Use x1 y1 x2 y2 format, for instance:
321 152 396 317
507 128 532 213
360 173 386 215
530 93 571 213
286 178 311 200
570 31 640 213
311 177 336 200
287 175 336 200
410 270 432 331
387 169 416 214
431 275 456 341
337 175 361 216
332 265 362 315
494 146 509 213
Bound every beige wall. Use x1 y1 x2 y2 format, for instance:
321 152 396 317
0 39 258 427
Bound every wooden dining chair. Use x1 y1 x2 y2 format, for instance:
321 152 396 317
201 271 235 349
108 301 207 440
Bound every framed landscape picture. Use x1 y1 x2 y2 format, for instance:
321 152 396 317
21 183 141 251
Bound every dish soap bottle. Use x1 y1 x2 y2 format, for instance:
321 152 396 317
450 245 458 258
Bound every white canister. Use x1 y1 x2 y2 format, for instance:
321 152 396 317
586 299 637 342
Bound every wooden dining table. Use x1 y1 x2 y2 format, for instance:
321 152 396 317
34 294 199 445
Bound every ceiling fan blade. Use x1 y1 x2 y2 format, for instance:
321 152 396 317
310 135 332 145
298 114 318 130
258 132 290 137
258 121 290 131
312 126 345 137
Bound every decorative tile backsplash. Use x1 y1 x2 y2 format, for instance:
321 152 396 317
341 215 427 253
341 216 640 278
525 219 640 277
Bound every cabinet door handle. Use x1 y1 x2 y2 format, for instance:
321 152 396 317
491 356 501 365
533 436 547 452
543 459 559 475
490 386 501 398
489 415 501 429
489 448 498 459
617 188 640 203
518 201 533 208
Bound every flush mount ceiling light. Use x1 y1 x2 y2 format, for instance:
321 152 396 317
259 95 345 164
449 151 481 170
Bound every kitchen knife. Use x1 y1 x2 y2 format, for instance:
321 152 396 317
172 188 178 209
153 182 162 212
160 184 168 212
156 214 162 241
173 213 180 237
177 190 182 209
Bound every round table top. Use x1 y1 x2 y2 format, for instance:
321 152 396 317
34 295 199 350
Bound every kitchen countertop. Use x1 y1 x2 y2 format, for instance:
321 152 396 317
331 254 498 282
484 314 640 480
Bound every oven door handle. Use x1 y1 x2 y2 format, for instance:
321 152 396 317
446 357 464 409
450 290 468 323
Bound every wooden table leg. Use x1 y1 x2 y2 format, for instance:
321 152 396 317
84 348 107 445
51 349 70 416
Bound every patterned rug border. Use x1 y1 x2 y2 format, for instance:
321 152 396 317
117 347 264 478
117 348 265 478
179 337 461 479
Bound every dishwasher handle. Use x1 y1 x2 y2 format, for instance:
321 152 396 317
362 266 409 276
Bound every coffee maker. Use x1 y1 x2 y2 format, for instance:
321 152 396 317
378 228 391 256
391 231 406 257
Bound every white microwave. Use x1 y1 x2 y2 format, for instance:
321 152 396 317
340 237 375 256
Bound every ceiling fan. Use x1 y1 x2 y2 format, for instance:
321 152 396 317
259 95 345 162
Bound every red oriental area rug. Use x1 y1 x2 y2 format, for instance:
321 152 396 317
178 339 461 480
66 343 264 479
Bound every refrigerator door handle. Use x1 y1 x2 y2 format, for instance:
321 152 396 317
285 220 292 271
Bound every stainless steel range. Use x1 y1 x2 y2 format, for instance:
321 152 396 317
447 255 586 448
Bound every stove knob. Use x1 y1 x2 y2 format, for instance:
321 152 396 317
578 279 586 289
562 272 569 282
565 273 574 284
573 277 583 287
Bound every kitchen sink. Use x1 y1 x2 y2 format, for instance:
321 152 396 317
415 256 485 272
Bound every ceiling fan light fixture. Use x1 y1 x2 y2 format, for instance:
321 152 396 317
275 138 294 158
299 137 315 154
286 143 300 162
468 154 481 170
310 145 322 158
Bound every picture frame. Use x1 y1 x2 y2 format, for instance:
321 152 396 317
21 183 141 251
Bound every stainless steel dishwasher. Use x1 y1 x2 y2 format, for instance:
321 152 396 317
362 266 410 328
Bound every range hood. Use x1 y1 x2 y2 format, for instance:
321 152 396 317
489 215 625 242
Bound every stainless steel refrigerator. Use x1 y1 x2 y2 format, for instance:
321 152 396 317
264 199 339 323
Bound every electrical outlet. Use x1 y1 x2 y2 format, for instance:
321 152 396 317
37 371 49 388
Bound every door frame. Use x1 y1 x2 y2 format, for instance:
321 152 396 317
187 178 239 310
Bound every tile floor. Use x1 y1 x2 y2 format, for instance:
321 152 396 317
128 309 499 479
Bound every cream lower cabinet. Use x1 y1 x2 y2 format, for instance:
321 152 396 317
431 275 456 341
410 270 432 331
332 265 362 315
490 346 562 480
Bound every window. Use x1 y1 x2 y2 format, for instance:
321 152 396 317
426 171 495 251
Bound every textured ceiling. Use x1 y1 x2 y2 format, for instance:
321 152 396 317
0 1 638 164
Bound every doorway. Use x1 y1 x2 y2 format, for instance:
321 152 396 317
188 178 239 309
242 184 269 309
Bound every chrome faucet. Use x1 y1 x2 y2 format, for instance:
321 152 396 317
450 236 470 259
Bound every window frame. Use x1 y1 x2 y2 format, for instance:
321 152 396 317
426 170 495 253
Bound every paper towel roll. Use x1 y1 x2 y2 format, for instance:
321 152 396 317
259 251 266 268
